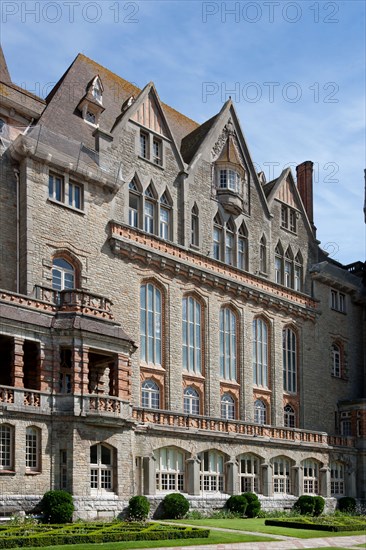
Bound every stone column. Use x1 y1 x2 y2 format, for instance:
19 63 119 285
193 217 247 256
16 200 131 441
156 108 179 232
345 461 357 497
40 343 57 392
143 455 156 495
320 467 330 497
272 323 285 426
112 354 132 400
12 337 24 388
261 463 271 496
187 457 201 495
226 459 238 495
292 465 301 496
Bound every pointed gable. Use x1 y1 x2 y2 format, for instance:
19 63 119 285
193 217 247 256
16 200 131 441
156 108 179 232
277 175 298 208
0 45 11 83
131 90 169 137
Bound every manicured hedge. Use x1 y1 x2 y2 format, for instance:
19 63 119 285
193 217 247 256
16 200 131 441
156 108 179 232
265 519 366 532
0 522 210 548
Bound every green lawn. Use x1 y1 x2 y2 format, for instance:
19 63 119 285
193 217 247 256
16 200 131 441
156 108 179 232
168 518 366 539
22 530 276 550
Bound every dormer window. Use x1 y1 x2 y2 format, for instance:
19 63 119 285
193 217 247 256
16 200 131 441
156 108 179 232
77 75 105 127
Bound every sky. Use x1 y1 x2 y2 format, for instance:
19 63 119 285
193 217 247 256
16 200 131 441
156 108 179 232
1 0 365 264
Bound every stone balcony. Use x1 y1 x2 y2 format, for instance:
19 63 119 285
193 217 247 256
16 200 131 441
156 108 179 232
33 286 114 320
132 407 355 449
0 385 132 420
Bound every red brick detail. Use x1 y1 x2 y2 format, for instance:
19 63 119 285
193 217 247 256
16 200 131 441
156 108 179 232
12 337 24 388
296 161 314 225
112 354 132 400
73 346 89 395
40 345 57 392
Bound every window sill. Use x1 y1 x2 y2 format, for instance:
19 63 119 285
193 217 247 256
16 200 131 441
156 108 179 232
253 386 272 394
330 308 347 315
25 470 41 475
140 362 165 372
190 244 200 251
47 198 85 215
138 155 164 170
280 226 297 235
220 379 240 387
0 470 15 475
182 371 205 380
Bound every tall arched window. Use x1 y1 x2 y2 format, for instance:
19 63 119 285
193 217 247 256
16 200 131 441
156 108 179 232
199 450 224 492
52 258 75 291
129 178 141 228
239 454 260 493
254 399 267 425
183 387 200 415
283 327 297 393
221 393 235 419
26 426 40 472
220 308 237 381
140 283 162 365
303 459 319 494
275 243 283 284
331 344 341 377
294 252 303 291
225 218 235 265
213 214 223 260
144 184 157 234
90 443 113 491
238 223 248 270
0 424 13 471
155 447 185 492
141 379 160 409
284 404 295 427
252 318 268 387
273 456 291 494
182 296 202 374
330 461 345 495
259 235 267 273
159 191 171 240
284 247 293 288
191 203 199 246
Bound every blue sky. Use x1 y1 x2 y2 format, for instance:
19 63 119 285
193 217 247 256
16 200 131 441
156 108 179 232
1 0 365 263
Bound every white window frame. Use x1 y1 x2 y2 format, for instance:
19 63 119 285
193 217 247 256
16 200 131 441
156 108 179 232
273 457 291 494
253 318 268 387
283 327 297 393
330 289 346 313
254 399 267 425
52 258 75 292
330 461 345 496
141 379 160 409
331 344 341 377
199 451 224 493
183 386 200 415
221 393 235 419
140 283 162 365
182 296 202 374
155 448 185 492
303 459 319 494
129 180 141 228
0 424 13 471
49 172 84 212
191 204 199 247
26 426 40 472
220 308 237 381
284 404 295 427
239 454 259 493
90 443 113 492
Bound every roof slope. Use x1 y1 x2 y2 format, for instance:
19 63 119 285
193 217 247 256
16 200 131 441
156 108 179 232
0 44 11 83
181 113 218 164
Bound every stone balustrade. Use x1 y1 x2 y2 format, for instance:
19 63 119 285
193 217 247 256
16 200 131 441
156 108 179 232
132 407 355 448
33 286 114 319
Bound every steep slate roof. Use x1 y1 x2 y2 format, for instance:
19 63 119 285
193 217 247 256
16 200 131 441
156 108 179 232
0 44 11 83
181 113 219 164
40 54 198 151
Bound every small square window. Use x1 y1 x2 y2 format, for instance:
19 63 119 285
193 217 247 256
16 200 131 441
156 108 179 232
69 182 83 210
86 111 96 124
49 173 65 202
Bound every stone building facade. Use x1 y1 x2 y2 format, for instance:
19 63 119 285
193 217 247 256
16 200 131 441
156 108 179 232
0 46 365 519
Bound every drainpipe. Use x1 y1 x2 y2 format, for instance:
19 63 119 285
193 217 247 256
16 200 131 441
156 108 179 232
13 168 20 294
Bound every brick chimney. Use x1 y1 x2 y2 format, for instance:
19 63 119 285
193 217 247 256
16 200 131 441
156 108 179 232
296 161 315 234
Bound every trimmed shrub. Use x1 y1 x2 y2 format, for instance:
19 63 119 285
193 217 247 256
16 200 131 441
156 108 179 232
40 490 74 524
226 495 248 516
242 492 261 518
294 495 315 515
313 496 325 516
338 496 356 514
162 493 189 519
128 496 150 521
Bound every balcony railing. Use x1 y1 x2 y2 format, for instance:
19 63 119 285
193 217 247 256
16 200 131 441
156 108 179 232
132 407 355 448
33 286 114 320
0 385 131 419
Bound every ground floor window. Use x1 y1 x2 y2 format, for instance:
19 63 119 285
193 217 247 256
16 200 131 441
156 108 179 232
303 459 319 494
273 457 291 494
330 461 344 496
90 444 113 491
155 447 185 492
199 450 224 492
25 426 40 472
239 454 259 493
0 424 13 471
